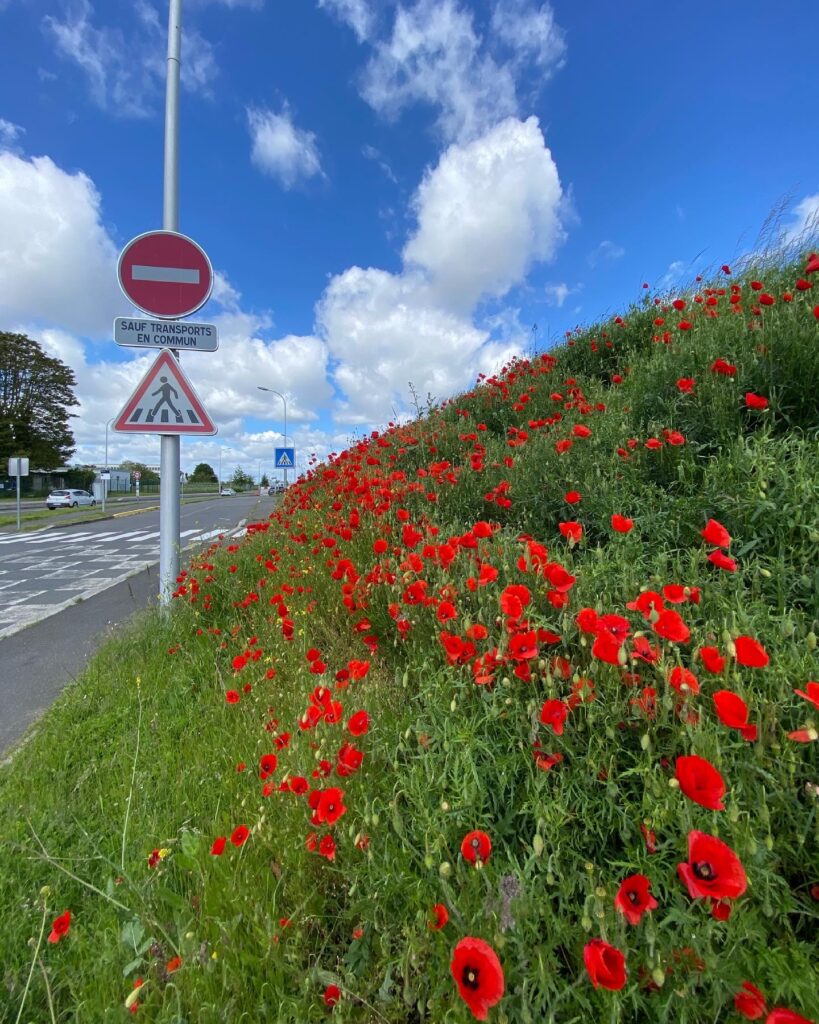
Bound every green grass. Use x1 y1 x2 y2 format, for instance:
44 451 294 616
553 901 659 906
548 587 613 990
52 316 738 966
1 260 817 1023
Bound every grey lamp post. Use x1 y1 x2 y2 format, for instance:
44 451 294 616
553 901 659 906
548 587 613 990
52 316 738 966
256 386 289 487
218 445 232 494
103 416 115 513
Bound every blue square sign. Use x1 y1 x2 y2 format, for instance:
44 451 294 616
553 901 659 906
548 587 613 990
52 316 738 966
274 447 295 469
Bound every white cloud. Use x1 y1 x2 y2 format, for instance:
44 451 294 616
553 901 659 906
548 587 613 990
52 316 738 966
0 151 121 336
317 116 565 424
490 0 566 72
247 104 324 188
544 282 569 307
44 0 218 118
588 239 625 268
318 0 375 42
361 0 517 143
658 259 687 290
782 193 819 245
0 118 24 151
318 266 490 424
359 0 565 143
362 143 398 183
404 116 564 312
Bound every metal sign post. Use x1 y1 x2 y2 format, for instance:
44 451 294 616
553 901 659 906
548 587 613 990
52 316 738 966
160 0 183 607
8 457 29 531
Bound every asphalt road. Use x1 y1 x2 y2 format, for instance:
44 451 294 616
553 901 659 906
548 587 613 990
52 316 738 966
0 493 269 756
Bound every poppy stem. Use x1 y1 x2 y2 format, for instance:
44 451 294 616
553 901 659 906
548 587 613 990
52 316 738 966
37 956 57 1024
13 903 47 1024
121 684 144 872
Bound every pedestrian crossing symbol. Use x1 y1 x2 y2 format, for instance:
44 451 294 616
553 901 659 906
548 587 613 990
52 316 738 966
113 350 216 435
274 447 295 468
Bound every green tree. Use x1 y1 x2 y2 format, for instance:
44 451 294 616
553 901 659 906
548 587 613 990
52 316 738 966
0 331 79 468
120 460 160 484
260 473 270 488
229 466 254 491
190 462 217 482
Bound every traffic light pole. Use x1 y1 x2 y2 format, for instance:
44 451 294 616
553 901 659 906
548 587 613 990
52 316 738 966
159 0 182 607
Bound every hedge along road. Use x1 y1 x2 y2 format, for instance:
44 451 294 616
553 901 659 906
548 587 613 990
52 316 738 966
0 492 270 756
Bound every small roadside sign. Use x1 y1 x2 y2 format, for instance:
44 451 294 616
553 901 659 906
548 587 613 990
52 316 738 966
114 317 218 352
114 350 216 435
274 447 295 469
8 458 29 476
118 230 213 319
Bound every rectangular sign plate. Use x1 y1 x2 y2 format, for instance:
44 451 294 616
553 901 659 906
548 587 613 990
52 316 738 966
114 317 218 352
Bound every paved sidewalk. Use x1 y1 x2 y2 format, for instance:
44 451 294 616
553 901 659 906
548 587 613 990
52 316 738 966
0 566 158 758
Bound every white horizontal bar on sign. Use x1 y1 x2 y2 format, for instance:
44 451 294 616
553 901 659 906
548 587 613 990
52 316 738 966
132 265 200 284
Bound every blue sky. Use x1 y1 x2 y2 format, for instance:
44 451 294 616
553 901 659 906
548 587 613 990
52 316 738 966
1 0 817 478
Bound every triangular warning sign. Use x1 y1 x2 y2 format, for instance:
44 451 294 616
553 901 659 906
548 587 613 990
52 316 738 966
114 350 216 435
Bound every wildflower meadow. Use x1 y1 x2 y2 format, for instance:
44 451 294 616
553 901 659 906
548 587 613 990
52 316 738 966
1 254 817 1022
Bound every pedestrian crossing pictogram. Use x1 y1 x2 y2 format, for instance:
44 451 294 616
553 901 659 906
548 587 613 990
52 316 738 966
275 447 295 468
114 350 216 434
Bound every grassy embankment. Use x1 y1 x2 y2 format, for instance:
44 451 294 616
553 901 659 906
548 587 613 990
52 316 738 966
0 257 817 1023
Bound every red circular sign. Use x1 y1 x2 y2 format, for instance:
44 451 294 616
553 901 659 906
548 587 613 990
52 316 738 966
117 230 213 319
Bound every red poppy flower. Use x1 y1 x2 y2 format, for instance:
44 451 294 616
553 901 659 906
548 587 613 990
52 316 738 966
734 981 767 1019
564 490 581 504
668 666 699 695
583 939 627 991
675 756 726 811
787 729 818 743
429 903 449 930
794 682 819 710
225 690 240 704
722 264 732 274
450 937 505 1020
653 609 691 643
806 252 819 274
676 377 695 393
166 956 182 974
592 629 625 665
611 514 634 533
500 584 531 618
711 358 737 376
677 830 747 902
699 646 725 673
678 320 693 331
211 836 226 856
614 874 658 925
259 753 278 780
507 631 538 661
734 635 769 668
313 787 347 826
324 984 341 1007
713 689 757 741
461 830 492 865
766 1010 815 1024
745 392 769 410
540 698 568 735
231 824 250 847
48 910 71 944
708 550 738 572
347 710 370 736
559 521 583 543
701 518 731 548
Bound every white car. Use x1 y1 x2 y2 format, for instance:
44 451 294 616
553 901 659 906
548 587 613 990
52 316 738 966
220 487 235 496
46 488 96 509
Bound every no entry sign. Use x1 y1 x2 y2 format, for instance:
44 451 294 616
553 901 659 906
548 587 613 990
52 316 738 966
117 230 213 319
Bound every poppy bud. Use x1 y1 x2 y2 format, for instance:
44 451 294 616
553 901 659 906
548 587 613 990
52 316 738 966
651 968 666 988
439 861 452 877
640 734 650 750
533 834 544 856
807 632 817 651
